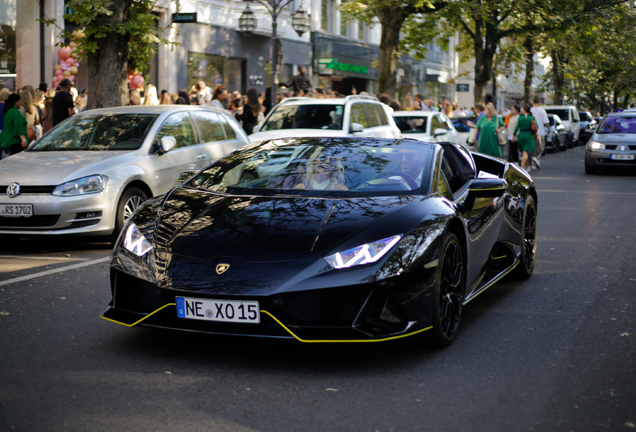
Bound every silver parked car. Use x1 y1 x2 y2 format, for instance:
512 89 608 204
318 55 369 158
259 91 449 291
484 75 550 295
0 105 249 238
585 112 636 174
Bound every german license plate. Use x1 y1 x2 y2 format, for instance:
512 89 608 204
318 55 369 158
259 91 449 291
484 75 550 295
0 204 33 217
176 297 260 324
610 154 635 160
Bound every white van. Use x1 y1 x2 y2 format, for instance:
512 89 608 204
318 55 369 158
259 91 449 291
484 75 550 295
544 105 580 147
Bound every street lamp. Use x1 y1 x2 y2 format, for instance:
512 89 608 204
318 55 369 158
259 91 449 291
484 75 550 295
239 0 311 105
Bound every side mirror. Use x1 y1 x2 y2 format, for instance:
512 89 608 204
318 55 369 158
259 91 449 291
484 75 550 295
458 177 507 213
433 128 448 138
252 124 261 133
177 170 198 183
158 136 177 155
350 123 364 133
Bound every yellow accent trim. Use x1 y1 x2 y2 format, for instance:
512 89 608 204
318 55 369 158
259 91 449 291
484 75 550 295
469 187 506 192
102 303 433 343
101 303 177 327
260 310 432 343
491 255 507 260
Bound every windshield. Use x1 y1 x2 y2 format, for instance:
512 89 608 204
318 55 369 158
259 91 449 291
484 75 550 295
597 116 636 134
187 138 434 197
260 105 344 131
545 109 570 121
393 116 428 134
29 114 157 151
579 112 592 122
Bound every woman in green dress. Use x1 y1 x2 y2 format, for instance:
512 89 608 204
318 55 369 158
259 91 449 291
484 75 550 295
0 93 28 159
475 102 505 158
513 103 536 171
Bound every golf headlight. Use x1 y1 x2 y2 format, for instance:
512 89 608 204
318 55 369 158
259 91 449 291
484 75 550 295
324 235 402 269
52 175 107 196
589 141 605 150
123 223 152 257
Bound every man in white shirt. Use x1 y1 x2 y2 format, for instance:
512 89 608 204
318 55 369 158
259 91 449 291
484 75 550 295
530 96 550 169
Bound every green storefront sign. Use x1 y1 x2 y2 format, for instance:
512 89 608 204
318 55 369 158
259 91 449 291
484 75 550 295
318 58 368 75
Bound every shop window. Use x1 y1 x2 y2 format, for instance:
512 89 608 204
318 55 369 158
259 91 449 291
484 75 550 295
187 52 244 94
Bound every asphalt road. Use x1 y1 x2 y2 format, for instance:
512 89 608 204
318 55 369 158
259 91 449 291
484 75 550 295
1 145 635 432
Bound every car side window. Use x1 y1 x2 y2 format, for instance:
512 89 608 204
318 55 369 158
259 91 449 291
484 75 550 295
218 114 236 139
442 115 453 130
362 103 380 128
376 105 390 126
431 115 445 131
350 103 368 128
192 111 227 142
156 112 196 148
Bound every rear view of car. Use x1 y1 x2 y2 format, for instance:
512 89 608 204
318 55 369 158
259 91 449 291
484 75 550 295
585 113 636 174
578 111 598 144
544 105 580 147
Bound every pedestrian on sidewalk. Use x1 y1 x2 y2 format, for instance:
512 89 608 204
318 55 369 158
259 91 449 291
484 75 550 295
506 104 521 163
513 103 536 172
279 65 312 95
1 93 28 159
52 79 75 126
475 102 505 158
530 96 550 169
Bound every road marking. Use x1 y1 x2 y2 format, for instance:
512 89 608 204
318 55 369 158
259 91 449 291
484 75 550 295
0 255 84 261
0 256 110 287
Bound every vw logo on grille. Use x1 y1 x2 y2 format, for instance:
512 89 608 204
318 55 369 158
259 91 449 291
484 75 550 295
6 183 20 198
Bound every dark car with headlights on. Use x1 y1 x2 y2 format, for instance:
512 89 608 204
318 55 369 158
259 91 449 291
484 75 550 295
103 137 538 347
585 113 636 174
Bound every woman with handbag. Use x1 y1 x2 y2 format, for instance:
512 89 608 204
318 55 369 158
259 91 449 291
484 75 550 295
19 90 40 143
513 103 536 172
475 102 505 158
0 94 28 159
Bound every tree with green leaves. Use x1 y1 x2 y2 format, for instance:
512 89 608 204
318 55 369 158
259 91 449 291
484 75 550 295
340 0 447 97
42 0 178 108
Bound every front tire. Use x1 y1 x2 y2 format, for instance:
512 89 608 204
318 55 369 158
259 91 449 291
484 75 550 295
428 233 465 347
111 187 148 243
513 195 537 279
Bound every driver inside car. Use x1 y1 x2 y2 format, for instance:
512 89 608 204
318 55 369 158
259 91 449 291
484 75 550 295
295 147 349 190
388 149 425 189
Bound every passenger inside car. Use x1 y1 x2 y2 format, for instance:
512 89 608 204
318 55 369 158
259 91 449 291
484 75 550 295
295 147 348 190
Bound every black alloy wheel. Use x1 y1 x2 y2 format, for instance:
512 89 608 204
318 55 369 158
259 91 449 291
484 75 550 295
428 233 465 347
111 187 148 243
513 195 537 279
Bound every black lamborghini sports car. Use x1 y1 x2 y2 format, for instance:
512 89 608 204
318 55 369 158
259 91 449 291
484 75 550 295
102 137 537 347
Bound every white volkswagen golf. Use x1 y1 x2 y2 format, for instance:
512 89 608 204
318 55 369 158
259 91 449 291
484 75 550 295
0 105 249 240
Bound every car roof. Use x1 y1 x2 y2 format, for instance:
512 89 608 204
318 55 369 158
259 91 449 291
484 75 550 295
392 111 439 118
606 112 636 117
277 96 381 106
75 105 228 116
544 105 576 109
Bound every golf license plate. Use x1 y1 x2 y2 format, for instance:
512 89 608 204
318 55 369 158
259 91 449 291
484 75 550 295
610 154 635 160
176 297 260 324
0 204 33 217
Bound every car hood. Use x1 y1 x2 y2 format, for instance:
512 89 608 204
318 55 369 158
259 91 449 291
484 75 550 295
249 129 349 142
0 150 139 185
592 133 636 144
152 187 419 263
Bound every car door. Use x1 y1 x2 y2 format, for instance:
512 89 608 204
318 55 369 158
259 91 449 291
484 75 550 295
191 111 244 168
149 111 201 193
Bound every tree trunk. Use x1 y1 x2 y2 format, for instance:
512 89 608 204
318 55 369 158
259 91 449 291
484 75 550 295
551 50 564 105
523 34 534 105
86 0 131 109
472 18 498 105
377 12 408 98
492 59 497 108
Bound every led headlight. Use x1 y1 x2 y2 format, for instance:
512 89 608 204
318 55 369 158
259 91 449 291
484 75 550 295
52 175 107 196
123 223 152 257
589 141 605 150
324 235 402 269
